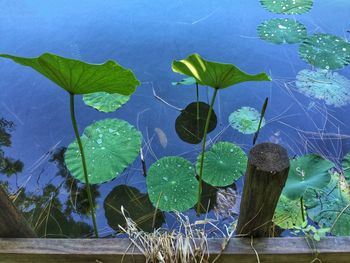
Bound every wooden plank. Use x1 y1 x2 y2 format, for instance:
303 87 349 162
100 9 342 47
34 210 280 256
0 186 36 238
237 143 290 237
0 237 350 262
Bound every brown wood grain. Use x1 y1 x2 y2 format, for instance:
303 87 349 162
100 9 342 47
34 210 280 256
0 237 349 262
236 143 290 237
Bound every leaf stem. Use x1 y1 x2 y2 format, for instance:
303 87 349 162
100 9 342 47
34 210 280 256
69 93 99 237
196 88 218 215
300 196 305 222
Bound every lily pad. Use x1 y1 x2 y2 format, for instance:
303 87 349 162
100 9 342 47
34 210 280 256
260 0 314 14
175 102 217 144
296 69 350 107
172 53 270 89
172 77 197 86
257 18 307 44
304 173 350 236
0 53 140 95
196 142 247 187
65 118 142 184
282 154 333 200
83 92 130 113
299 34 350 70
146 157 198 212
229 107 265 134
273 195 306 229
104 185 164 233
342 153 350 181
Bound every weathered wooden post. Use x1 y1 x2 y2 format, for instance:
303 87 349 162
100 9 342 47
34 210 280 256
236 143 290 237
0 185 37 237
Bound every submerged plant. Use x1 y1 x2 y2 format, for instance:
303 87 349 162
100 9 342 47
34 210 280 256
0 53 140 237
172 53 270 213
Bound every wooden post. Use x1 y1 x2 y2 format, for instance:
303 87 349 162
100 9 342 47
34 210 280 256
236 143 290 237
0 185 37 238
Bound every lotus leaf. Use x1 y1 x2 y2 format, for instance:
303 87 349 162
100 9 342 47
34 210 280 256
296 69 350 107
65 118 142 184
260 0 314 14
229 107 265 134
171 77 197 86
146 156 198 212
257 18 307 44
172 53 270 89
299 34 350 70
196 142 247 187
0 53 140 95
282 154 333 200
83 92 130 113
273 195 306 229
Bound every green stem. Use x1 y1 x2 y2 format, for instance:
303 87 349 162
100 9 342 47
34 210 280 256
300 197 305 222
69 93 99 238
196 88 218 215
196 83 199 121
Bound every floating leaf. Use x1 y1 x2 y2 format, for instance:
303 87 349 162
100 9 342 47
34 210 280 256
146 157 198 212
172 77 197 86
304 173 350 236
229 107 265 134
257 18 307 44
172 53 270 89
0 53 140 95
260 0 314 14
104 185 164 233
282 154 333 200
299 34 350 70
196 142 247 187
83 92 130 113
273 195 306 229
65 118 142 184
296 69 350 107
342 152 350 181
175 102 217 144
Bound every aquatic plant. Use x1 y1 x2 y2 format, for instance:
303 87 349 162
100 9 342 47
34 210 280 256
104 185 164 233
196 142 247 187
260 0 314 14
0 53 140 237
146 156 198 212
64 118 141 184
295 69 350 107
273 195 306 229
341 152 350 180
172 53 270 213
291 221 329 242
175 102 217 144
257 18 307 44
304 172 350 236
229 106 265 135
282 154 333 200
253 97 268 145
83 92 130 113
299 33 350 70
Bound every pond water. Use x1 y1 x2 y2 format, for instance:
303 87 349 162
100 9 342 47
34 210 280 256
1 0 350 238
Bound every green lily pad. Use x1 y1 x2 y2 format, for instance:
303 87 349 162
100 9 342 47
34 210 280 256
229 107 265 134
342 153 350 180
0 53 140 95
104 185 164 233
172 77 197 86
273 195 306 229
299 34 350 70
260 0 314 14
146 157 198 212
197 142 247 187
175 102 217 144
304 173 350 236
83 92 130 113
296 69 350 107
282 154 333 200
65 118 142 184
172 53 270 89
257 18 307 44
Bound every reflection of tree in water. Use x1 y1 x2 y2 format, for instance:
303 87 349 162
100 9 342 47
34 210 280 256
49 147 100 217
0 117 23 176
